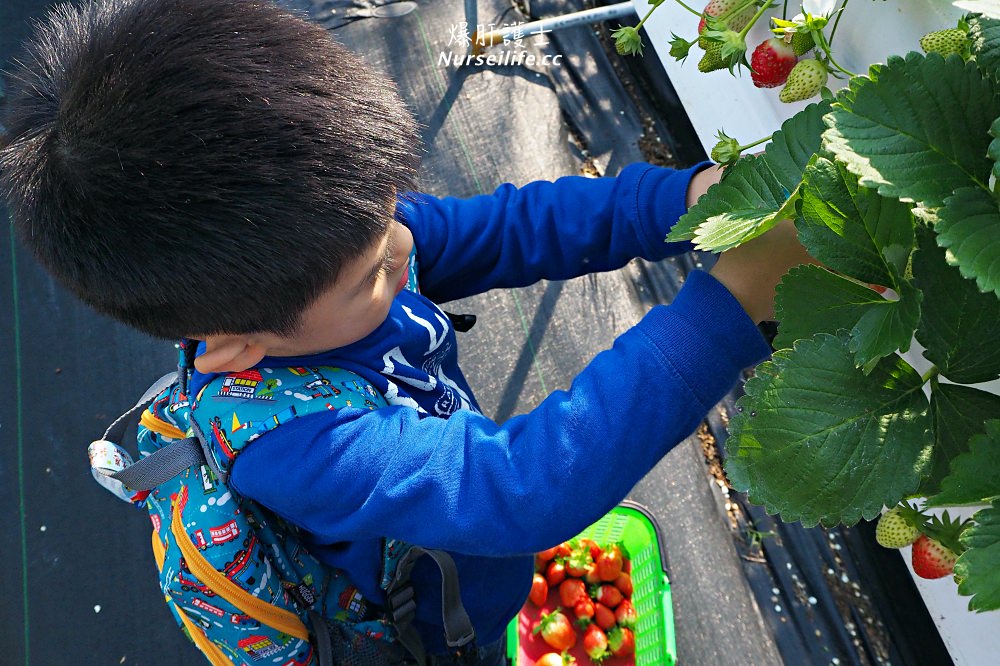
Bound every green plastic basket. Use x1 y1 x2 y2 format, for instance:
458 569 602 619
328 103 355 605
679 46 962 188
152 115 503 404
506 500 677 666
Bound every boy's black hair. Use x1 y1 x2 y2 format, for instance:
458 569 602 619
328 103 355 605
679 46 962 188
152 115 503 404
0 0 422 339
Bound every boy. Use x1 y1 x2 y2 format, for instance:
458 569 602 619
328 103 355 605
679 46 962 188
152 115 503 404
0 0 812 663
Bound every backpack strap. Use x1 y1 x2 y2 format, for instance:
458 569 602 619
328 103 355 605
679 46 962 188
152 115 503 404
386 546 476 665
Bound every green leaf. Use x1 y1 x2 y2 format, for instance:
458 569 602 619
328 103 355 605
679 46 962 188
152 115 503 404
669 101 830 248
969 14 1000 77
957 1 1000 20
763 100 833 192
913 226 1000 383
667 155 787 245
990 117 1000 183
824 52 999 207
931 419 1000 506
923 384 1000 498
932 187 1000 297
848 275 922 372
955 499 1000 612
798 156 915 286
774 265 885 350
725 332 933 527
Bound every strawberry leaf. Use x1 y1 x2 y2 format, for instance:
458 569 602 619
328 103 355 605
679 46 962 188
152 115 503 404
763 100 832 192
668 101 830 248
923 187 1000 297
922 384 1000 498
667 154 784 245
773 264 922 372
797 156 914 287
969 15 1000 86
824 52 1000 208
773 265 885 350
955 498 1000 612
913 226 1000 383
930 420 1000 507
724 331 933 527
847 273 922 373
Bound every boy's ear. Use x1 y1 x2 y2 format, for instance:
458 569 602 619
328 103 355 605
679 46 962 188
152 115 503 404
194 338 269 374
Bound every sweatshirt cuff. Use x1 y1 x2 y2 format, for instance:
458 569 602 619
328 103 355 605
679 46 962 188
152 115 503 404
625 160 715 260
635 270 772 412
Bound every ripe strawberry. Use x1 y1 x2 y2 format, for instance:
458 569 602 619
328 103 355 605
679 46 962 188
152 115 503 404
607 627 636 658
537 653 576 666
546 561 567 587
565 546 593 578
875 504 924 549
559 578 587 608
594 603 616 631
778 59 828 103
698 0 755 48
614 599 638 628
594 584 624 609
911 535 958 579
613 571 633 598
751 38 798 88
529 574 549 607
596 545 624 582
533 609 578 652
911 510 968 580
919 28 968 57
573 596 596 624
583 624 609 663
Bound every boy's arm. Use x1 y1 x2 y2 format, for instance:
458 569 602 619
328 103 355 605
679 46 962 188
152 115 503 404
401 161 713 303
229 268 774 555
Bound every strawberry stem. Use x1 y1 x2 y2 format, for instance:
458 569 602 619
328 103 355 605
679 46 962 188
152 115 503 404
738 134 773 152
814 30 856 77
737 1 774 41
672 0 702 17
828 0 850 45
635 4 660 31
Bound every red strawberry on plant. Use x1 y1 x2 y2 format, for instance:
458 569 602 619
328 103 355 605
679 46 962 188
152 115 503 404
596 544 625 582
910 511 968 580
614 571 633 598
778 58 828 103
911 535 958 579
594 603 616 630
583 624 610 663
614 599 638 628
533 608 578 652
594 584 624 609
546 561 567 587
559 578 588 608
529 574 549 607
608 626 636 658
750 38 797 88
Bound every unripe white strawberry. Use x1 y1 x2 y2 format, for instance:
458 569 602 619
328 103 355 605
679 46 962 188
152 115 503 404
778 59 828 103
875 506 922 549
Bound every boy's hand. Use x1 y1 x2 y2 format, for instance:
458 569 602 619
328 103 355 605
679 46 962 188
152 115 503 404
684 163 816 324
709 218 816 324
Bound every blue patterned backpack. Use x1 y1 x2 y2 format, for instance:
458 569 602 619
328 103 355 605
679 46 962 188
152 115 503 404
87 254 477 666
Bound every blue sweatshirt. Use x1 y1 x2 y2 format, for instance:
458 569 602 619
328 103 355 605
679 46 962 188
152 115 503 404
189 161 772 655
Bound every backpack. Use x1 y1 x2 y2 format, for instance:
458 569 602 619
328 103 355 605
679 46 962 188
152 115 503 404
87 254 479 666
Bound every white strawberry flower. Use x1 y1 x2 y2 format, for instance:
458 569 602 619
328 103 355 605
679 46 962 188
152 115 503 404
773 0 836 35
801 0 836 18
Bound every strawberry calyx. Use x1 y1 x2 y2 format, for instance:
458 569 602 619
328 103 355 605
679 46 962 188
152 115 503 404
920 510 971 557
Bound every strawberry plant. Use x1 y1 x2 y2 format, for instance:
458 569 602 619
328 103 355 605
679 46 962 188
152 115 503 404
616 0 1000 612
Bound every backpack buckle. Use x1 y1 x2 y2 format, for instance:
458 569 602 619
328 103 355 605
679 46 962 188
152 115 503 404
386 583 417 626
